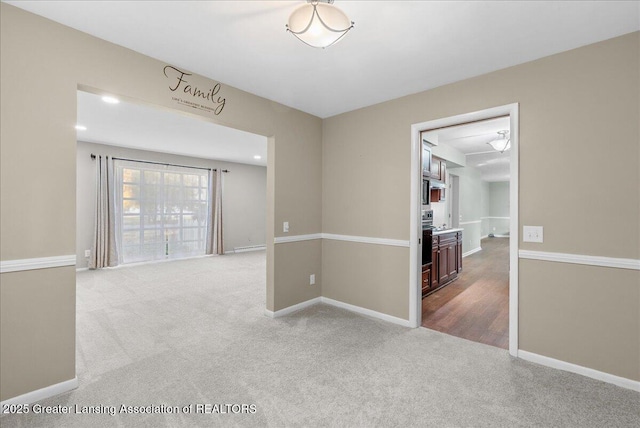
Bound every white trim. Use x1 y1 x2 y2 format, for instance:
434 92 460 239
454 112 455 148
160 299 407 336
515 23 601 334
0 377 78 406
233 245 266 253
518 350 640 392
463 247 482 258
519 250 640 271
0 255 76 274
459 220 481 225
274 233 410 248
481 216 511 220
264 296 411 328
322 233 409 248
264 297 321 318
321 297 412 327
75 267 89 272
274 233 322 244
508 105 519 357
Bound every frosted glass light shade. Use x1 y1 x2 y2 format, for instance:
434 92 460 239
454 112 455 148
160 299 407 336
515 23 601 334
287 2 354 48
489 138 511 152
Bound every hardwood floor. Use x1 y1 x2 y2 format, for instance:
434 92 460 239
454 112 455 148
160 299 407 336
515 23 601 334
421 237 509 349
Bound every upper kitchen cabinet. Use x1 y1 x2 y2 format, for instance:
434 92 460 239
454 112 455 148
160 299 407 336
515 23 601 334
431 155 446 182
422 141 432 177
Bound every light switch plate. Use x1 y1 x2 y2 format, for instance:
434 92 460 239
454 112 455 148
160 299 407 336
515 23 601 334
283 221 289 233
523 225 543 243
310 274 315 285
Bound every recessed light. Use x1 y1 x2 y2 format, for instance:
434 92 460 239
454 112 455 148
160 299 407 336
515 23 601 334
102 96 120 104
75 125 87 131
253 155 262 160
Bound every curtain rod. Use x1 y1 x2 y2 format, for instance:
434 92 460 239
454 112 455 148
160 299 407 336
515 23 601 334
90 154 229 173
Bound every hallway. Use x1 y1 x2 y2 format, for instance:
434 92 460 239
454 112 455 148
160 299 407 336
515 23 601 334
422 237 509 349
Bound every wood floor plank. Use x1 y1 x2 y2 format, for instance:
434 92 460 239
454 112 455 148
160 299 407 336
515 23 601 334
421 237 509 349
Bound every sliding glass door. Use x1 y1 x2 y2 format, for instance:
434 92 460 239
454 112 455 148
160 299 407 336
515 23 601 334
116 160 210 264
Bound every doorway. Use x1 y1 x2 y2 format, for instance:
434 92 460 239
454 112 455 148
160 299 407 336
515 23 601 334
75 89 268 268
409 104 519 357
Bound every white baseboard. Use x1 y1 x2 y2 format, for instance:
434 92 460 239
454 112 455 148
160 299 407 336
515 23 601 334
321 297 412 327
0 377 78 407
264 297 321 318
264 296 411 328
463 247 482 258
518 350 640 392
76 267 89 272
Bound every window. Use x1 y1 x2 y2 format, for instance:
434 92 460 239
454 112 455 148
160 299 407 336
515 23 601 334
116 160 210 264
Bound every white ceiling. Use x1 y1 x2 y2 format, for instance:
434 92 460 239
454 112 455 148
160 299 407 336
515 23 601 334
7 1 639 118
424 117 511 182
77 91 267 166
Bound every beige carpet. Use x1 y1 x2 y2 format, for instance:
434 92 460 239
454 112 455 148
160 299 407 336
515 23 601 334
1 251 638 427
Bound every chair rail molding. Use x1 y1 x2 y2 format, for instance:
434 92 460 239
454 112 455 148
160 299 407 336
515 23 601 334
0 255 76 274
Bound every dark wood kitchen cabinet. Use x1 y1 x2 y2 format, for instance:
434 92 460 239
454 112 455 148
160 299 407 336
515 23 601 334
431 156 447 182
421 265 431 296
423 231 463 298
439 233 457 283
456 232 463 273
431 236 439 290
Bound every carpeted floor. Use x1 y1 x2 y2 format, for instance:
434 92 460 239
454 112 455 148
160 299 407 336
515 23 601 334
2 251 638 427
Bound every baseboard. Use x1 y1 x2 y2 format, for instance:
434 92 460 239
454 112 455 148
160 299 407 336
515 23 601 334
518 350 640 392
264 296 411 328
463 247 482 258
320 297 412 327
0 377 78 407
76 267 89 272
264 297 321 318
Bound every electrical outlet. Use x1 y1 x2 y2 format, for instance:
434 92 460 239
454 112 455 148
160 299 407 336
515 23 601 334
84 249 91 258
309 274 315 285
283 221 289 233
523 225 543 243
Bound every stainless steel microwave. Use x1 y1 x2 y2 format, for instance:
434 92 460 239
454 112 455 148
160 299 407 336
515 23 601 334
422 177 430 206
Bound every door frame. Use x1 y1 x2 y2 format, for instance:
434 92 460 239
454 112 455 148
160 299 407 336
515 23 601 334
409 103 519 357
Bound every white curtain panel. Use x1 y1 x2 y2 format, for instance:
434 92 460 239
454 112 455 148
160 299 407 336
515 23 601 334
89 155 119 269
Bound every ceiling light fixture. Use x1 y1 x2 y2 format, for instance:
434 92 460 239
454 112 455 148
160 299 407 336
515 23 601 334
286 0 354 49
102 96 120 104
488 130 511 153
75 125 87 131
253 155 262 160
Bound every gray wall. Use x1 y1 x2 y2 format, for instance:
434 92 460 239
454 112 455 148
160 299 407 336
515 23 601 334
76 141 267 268
448 166 485 253
487 181 510 236
322 32 639 381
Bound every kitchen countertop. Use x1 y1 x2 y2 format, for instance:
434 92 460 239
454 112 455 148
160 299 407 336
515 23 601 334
432 228 463 236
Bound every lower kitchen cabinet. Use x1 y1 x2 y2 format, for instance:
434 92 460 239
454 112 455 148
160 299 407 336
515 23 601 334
421 265 431 296
423 231 463 298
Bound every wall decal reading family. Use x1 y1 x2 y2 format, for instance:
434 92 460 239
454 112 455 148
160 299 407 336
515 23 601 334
164 65 226 115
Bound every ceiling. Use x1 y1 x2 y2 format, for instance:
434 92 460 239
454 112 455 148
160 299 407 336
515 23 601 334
77 91 267 166
424 117 511 182
7 1 639 118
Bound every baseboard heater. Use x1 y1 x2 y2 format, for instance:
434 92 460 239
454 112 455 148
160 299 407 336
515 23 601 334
232 245 266 253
